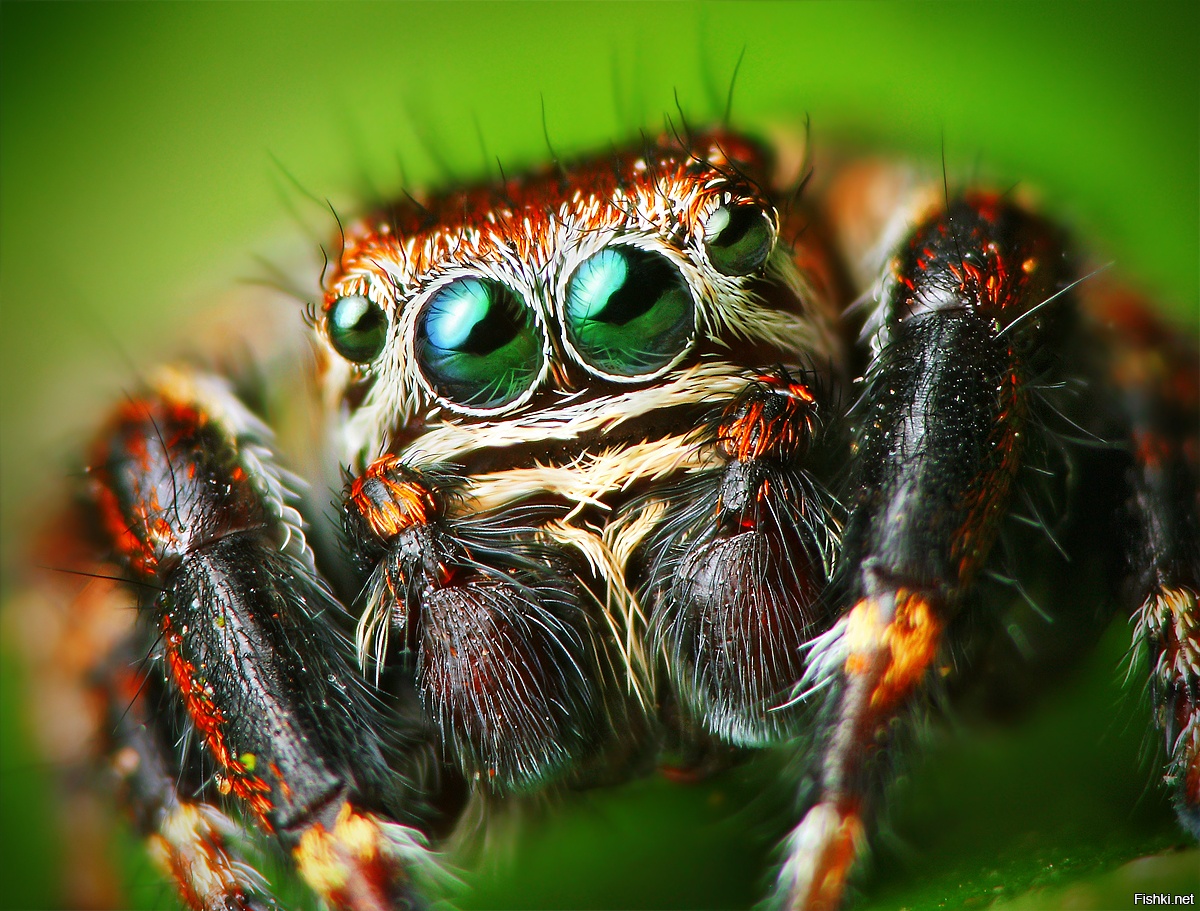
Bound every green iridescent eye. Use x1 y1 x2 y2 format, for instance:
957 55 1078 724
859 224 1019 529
564 247 695 378
703 203 774 276
328 294 388 363
416 278 542 410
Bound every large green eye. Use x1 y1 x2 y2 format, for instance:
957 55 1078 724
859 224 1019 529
416 278 542 410
328 294 388 363
564 247 695 377
703 203 773 276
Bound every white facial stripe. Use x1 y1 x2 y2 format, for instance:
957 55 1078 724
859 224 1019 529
460 435 719 516
398 361 752 467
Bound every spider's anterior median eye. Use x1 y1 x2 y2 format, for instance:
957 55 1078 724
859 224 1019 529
328 294 388 363
564 247 695 377
416 278 542 410
703 203 774 276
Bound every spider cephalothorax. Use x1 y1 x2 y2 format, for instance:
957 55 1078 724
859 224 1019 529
323 130 849 799
20 124 1199 910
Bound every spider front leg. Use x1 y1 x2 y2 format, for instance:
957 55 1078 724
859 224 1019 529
85 367 435 911
779 194 1077 910
99 648 274 911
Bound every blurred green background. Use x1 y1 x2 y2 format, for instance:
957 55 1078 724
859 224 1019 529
1 2 1197 909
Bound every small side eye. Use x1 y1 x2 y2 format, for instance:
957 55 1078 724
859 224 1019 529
703 203 774 276
328 294 388 363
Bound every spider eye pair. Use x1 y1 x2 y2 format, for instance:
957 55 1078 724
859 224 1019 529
412 245 693 410
325 202 773 411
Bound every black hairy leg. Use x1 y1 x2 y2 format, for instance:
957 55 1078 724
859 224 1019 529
1089 287 1200 835
82 367 437 911
777 193 1086 908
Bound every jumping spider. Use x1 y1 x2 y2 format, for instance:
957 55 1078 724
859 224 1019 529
17 125 1199 910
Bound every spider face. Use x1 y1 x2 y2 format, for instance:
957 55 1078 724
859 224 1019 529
14 123 1199 911
317 130 824 443
321 129 845 791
